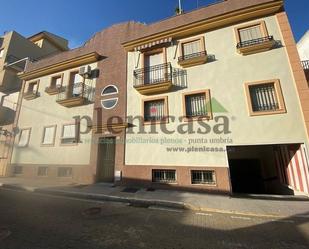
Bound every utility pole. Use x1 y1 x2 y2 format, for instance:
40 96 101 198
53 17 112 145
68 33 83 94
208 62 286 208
178 0 183 14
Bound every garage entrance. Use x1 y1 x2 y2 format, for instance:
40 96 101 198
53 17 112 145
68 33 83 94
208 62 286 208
227 144 309 195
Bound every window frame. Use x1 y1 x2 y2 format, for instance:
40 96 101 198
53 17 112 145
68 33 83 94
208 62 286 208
234 21 269 45
25 80 40 94
142 96 169 125
50 74 64 89
244 79 286 116
101 98 119 110
37 166 49 177
101 85 119 96
18 128 32 147
191 170 217 186
178 36 206 59
60 122 80 146
141 47 167 69
182 89 213 122
152 169 177 184
57 167 73 178
41 125 57 147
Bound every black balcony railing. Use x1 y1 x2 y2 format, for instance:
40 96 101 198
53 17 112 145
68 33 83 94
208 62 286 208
133 62 172 87
57 82 92 102
178 51 207 62
301 60 309 70
236 36 274 49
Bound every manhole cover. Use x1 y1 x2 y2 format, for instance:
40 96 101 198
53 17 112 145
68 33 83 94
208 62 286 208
0 227 11 241
122 187 139 193
82 207 102 219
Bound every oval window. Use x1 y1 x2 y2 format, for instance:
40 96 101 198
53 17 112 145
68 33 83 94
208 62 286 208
101 85 118 96
101 98 118 109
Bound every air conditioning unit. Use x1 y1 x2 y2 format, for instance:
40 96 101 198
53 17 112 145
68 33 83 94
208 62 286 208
79 65 91 78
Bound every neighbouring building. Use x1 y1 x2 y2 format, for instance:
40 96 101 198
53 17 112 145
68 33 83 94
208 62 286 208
9 22 144 183
297 31 309 82
0 30 68 177
123 0 309 195
5 0 309 196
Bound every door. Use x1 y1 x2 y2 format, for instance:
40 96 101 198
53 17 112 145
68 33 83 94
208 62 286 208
97 137 116 182
144 52 163 84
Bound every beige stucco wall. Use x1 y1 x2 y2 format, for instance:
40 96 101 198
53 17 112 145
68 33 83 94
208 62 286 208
11 62 97 165
125 15 309 167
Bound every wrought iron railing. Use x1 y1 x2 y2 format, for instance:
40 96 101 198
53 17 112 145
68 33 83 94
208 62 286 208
133 62 172 87
23 90 38 98
236 36 274 49
301 60 309 70
57 82 92 102
178 51 207 62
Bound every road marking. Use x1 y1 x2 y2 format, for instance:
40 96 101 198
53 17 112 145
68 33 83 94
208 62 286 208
231 216 252 220
195 212 213 216
148 206 183 213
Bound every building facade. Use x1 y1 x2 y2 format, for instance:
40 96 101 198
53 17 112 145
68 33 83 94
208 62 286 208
123 0 309 195
0 31 68 176
5 0 309 196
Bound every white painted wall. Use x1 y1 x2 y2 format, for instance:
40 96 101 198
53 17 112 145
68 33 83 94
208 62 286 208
297 30 309 60
125 15 308 167
11 63 97 165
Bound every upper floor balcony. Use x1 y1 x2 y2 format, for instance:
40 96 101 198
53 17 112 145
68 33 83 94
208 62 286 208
133 62 173 95
56 82 92 107
236 36 275 55
178 50 208 68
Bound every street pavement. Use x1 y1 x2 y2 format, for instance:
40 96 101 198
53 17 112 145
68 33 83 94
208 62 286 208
0 188 308 249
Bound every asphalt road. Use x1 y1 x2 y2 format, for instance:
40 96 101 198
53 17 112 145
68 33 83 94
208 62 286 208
0 188 308 249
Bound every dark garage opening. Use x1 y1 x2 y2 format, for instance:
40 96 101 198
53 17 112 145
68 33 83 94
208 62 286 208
227 145 296 195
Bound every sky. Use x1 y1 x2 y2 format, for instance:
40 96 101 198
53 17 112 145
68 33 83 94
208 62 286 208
0 0 308 48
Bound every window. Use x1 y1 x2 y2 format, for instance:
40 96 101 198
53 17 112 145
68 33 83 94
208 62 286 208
0 48 4 58
51 75 63 88
41 125 56 146
245 79 286 116
143 97 168 123
235 21 274 55
152 170 176 183
27 81 38 93
18 128 31 147
70 71 83 97
191 170 216 185
101 98 118 109
183 90 212 120
38 167 48 177
101 85 118 96
61 123 79 144
178 36 207 67
57 167 72 177
101 85 119 109
14 166 23 175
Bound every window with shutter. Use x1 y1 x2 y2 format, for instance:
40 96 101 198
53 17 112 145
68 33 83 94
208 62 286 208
61 124 79 144
239 25 262 42
18 128 31 147
42 126 56 145
183 40 201 56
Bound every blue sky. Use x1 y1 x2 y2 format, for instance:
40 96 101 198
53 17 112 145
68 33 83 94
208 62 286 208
0 0 308 48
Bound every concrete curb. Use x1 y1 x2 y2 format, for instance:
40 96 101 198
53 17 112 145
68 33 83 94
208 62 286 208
0 183 305 219
35 188 188 210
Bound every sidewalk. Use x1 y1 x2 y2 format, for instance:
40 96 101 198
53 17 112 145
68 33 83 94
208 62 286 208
1 177 309 218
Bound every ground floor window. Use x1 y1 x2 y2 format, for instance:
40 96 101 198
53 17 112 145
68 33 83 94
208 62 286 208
37 166 48 177
152 169 176 183
57 167 72 177
191 170 216 185
14 166 23 175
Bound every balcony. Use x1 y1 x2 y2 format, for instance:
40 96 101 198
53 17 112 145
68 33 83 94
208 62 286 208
0 106 15 126
56 82 91 108
23 91 38 100
178 51 207 68
133 63 173 95
237 36 275 55
45 86 64 95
